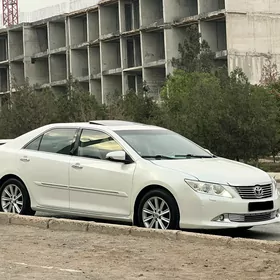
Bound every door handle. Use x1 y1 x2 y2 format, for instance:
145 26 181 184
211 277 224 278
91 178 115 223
20 157 30 162
71 163 83 170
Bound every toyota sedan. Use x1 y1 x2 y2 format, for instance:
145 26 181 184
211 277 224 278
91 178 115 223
0 120 279 230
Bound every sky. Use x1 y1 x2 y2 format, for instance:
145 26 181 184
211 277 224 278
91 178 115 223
19 0 68 12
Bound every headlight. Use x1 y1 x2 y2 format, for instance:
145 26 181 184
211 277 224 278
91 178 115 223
184 179 233 198
270 176 280 195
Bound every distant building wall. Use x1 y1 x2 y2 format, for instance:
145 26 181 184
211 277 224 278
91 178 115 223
0 0 279 105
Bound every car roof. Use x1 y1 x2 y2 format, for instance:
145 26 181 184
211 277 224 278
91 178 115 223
45 120 164 131
2 121 166 150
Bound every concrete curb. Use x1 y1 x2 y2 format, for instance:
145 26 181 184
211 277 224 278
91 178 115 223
0 212 279 253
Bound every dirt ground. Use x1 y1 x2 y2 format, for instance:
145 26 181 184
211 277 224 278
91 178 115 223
0 224 279 280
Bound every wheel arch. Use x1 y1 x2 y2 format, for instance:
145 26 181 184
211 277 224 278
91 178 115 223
0 173 35 215
0 174 27 188
133 184 180 226
0 174 32 202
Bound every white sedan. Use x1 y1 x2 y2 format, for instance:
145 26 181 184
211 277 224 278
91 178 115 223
0 120 279 230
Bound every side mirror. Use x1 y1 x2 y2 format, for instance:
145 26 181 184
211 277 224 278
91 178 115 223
106 151 132 164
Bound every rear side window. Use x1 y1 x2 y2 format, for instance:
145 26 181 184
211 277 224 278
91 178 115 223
25 128 77 155
25 136 42 151
39 128 77 155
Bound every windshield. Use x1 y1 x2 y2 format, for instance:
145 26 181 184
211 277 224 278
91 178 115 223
115 129 213 160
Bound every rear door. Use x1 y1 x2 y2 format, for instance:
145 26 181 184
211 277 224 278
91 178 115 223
18 127 78 210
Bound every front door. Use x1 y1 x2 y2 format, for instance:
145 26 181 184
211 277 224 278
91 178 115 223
69 129 136 219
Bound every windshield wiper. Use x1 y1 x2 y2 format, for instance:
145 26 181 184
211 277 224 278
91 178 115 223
142 155 175 160
175 154 214 159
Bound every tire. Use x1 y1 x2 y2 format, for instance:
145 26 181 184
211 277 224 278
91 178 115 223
137 188 179 230
0 178 36 216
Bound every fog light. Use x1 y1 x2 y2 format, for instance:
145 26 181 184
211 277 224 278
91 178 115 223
212 214 226 222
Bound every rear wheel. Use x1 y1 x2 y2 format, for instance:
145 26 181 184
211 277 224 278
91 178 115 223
137 189 179 230
0 178 35 216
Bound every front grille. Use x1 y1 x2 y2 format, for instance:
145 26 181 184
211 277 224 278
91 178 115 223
229 211 277 223
235 184 272 199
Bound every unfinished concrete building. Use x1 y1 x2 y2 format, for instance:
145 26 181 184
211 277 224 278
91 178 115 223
0 0 280 105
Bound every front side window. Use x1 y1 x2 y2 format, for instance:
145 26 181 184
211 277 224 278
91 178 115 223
38 128 77 155
115 129 213 159
77 129 123 160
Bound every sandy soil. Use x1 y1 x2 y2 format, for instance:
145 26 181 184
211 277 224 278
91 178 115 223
0 224 279 280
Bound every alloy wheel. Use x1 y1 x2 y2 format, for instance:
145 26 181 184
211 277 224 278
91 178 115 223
142 196 171 229
1 184 23 214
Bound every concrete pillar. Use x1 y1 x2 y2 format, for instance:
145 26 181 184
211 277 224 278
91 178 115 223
119 0 126 33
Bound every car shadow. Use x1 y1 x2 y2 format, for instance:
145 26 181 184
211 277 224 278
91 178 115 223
182 228 279 240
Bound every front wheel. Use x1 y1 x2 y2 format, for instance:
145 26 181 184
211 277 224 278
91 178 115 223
137 189 179 230
0 178 35 216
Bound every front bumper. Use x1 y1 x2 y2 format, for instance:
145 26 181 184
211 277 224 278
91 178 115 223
178 188 280 229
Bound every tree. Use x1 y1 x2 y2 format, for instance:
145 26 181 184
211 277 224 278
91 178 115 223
0 82 57 138
161 64 278 161
0 78 107 139
105 89 163 125
161 70 224 150
55 78 106 123
260 58 279 85
259 58 280 161
217 68 278 161
171 24 215 73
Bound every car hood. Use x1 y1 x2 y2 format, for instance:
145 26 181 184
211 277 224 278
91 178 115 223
151 157 271 186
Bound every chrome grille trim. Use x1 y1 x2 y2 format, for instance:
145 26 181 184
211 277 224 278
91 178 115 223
229 211 277 223
235 184 272 199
